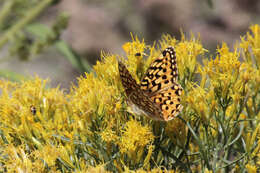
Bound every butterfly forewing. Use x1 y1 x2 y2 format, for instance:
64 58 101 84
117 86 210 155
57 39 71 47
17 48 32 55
140 47 179 96
118 62 163 120
118 61 139 97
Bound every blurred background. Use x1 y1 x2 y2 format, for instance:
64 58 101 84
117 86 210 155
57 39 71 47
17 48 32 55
0 0 259 89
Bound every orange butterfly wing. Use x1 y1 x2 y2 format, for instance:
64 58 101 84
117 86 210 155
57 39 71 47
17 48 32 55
141 47 183 120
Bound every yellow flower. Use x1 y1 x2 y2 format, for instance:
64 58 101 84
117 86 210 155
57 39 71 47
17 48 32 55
2 144 35 172
69 73 118 121
0 25 260 172
202 43 240 86
176 34 206 80
94 53 119 85
204 168 213 173
122 35 147 81
165 118 186 146
251 124 260 156
240 24 260 67
100 127 118 143
119 119 154 156
258 151 260 165
143 144 154 169
185 85 212 124
82 164 108 173
246 164 257 173
33 145 60 168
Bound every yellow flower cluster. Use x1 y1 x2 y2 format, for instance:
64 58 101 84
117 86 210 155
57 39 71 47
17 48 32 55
0 25 259 172
119 119 154 155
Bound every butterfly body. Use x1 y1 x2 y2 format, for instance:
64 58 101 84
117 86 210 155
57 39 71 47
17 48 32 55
118 47 183 121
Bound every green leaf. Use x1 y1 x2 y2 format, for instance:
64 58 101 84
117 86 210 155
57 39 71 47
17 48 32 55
25 23 54 40
55 40 92 73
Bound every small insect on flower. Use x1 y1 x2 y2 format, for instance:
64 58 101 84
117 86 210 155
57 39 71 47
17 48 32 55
118 47 183 121
30 105 36 115
135 52 147 57
135 52 142 56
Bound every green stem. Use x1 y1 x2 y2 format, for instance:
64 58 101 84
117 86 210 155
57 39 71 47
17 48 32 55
218 153 246 169
0 1 15 28
0 0 53 48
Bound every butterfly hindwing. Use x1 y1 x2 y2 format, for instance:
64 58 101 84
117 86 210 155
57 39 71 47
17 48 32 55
151 83 183 121
140 47 178 96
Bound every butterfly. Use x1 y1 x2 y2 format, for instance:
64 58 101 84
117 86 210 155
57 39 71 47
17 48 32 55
118 46 183 121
